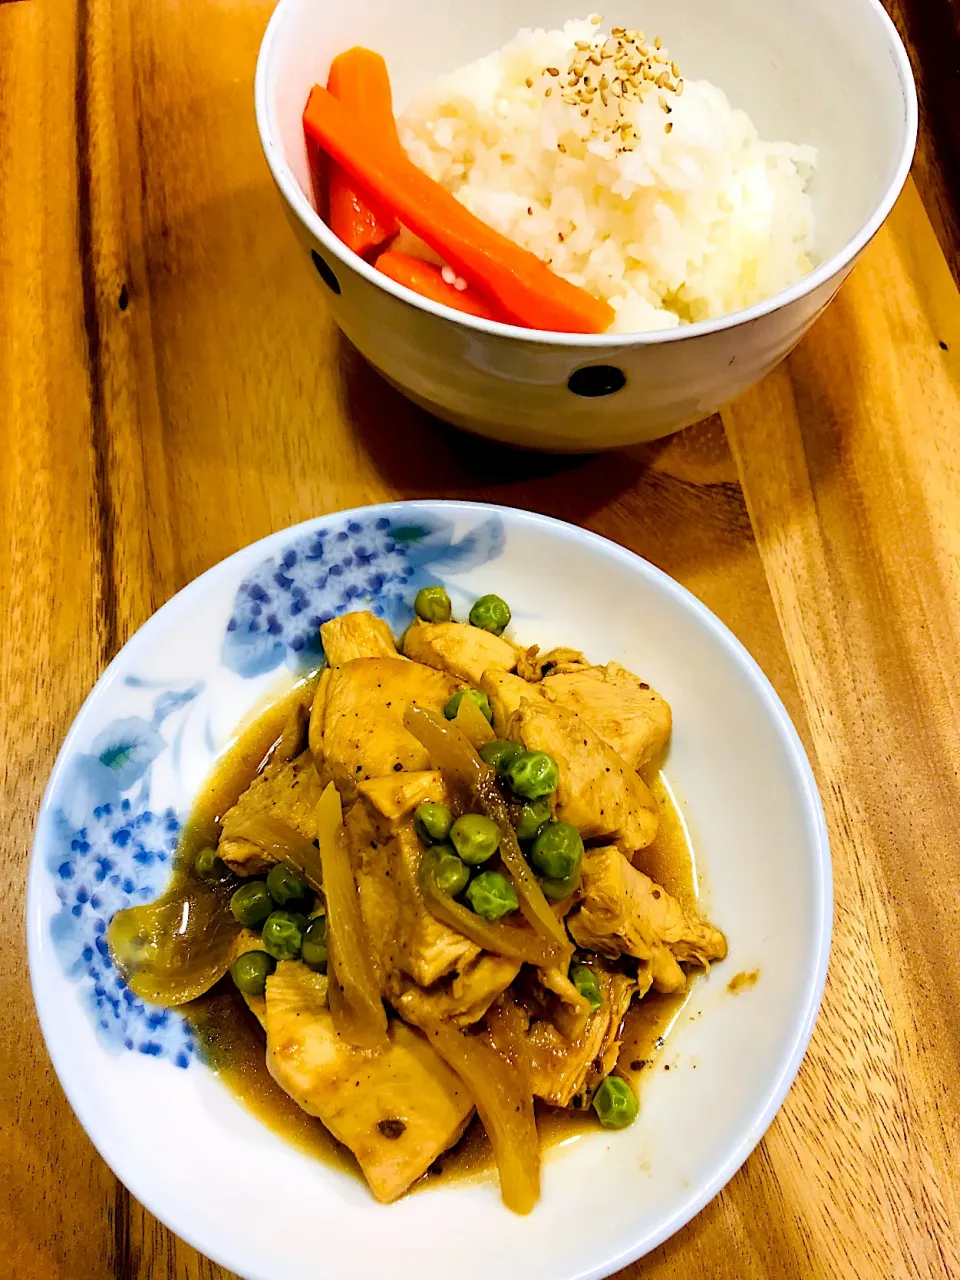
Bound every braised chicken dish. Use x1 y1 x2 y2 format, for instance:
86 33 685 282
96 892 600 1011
109 588 726 1213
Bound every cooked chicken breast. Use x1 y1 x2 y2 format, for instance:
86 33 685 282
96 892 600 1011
320 611 399 665
310 657 458 798
265 961 473 1202
481 670 545 737
524 967 637 1107
507 699 660 851
536 964 592 1041
516 646 588 682
398 953 520 1029
218 750 322 875
540 662 671 771
485 664 670 773
568 846 727 992
403 619 517 686
352 772 480 989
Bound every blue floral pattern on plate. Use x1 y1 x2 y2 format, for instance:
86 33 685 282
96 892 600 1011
47 686 204 1065
45 510 505 1064
222 510 504 677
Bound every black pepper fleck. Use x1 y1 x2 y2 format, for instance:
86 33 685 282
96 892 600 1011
377 1118 406 1139
940 340 949 351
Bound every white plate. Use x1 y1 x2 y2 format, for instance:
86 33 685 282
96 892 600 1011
28 501 831 1280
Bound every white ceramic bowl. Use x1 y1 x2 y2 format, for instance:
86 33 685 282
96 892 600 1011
29 502 831 1279
255 0 916 451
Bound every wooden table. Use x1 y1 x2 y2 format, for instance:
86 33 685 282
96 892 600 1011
2 0 960 1275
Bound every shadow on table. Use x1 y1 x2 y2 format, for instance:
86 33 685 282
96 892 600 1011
336 334 709 528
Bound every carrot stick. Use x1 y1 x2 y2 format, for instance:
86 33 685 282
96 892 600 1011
376 251 504 321
324 48 400 256
303 83 614 333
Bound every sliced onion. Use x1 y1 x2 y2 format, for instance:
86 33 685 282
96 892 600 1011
419 859 562 967
221 812 324 893
417 1015 540 1215
454 695 496 749
108 879 239 1007
316 783 387 1048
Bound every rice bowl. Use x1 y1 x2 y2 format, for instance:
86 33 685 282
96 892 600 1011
256 0 918 448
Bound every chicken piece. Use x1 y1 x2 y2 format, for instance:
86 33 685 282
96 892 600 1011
351 772 479 989
489 661 670 773
398 953 520 1029
537 965 592 1041
525 967 637 1107
568 846 727 993
359 769 446 824
507 699 660 851
227 928 269 1028
265 961 473 1202
539 663 671 771
346 801 401 992
309 657 458 799
320 611 399 665
403 619 517 686
218 750 322 875
516 646 588 682
480 670 546 738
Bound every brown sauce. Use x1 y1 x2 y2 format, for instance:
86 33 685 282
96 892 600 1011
728 968 760 994
179 685 705 1192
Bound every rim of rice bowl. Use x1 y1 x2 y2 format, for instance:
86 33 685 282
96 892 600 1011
255 0 917 347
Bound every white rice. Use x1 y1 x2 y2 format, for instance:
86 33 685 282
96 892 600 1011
397 18 817 332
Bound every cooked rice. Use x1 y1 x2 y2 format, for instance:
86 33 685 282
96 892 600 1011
398 18 817 332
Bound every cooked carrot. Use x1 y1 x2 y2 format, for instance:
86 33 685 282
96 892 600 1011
303 83 614 333
324 48 400 256
376 251 504 321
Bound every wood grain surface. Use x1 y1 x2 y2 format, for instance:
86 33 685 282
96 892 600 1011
2 0 960 1276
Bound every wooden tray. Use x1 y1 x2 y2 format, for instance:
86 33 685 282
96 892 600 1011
1 0 959 1271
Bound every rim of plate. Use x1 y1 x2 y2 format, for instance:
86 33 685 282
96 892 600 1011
27 500 833 1280
254 0 917 347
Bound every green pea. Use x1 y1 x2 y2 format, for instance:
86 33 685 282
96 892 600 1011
469 594 511 636
479 739 524 775
261 910 307 961
426 846 471 897
444 688 493 724
301 916 328 971
230 950 276 996
230 880 274 928
465 870 519 920
414 801 453 844
505 749 559 799
266 862 308 906
450 814 501 866
194 847 230 882
592 1076 639 1129
414 585 453 624
530 821 584 881
514 797 552 842
571 964 604 1012
539 869 581 902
